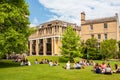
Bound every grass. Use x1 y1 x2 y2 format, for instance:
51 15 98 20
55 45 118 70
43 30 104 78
0 56 120 80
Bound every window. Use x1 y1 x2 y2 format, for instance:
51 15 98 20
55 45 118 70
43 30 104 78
55 26 59 32
104 34 107 39
90 24 93 30
98 34 101 39
91 34 94 38
104 23 108 29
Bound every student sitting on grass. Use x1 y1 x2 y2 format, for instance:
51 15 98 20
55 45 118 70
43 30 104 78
92 63 102 74
49 60 53 66
53 61 59 66
62 61 71 70
104 63 112 74
25 59 31 66
35 59 39 64
75 62 81 69
113 64 120 73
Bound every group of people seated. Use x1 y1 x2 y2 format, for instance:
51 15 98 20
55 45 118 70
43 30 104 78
63 61 84 70
20 59 31 66
92 62 120 74
34 58 59 66
35 58 49 64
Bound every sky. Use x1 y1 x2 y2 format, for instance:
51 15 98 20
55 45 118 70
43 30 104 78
26 0 120 27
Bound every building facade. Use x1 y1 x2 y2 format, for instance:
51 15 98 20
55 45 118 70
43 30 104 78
81 12 119 42
28 20 80 56
28 12 119 56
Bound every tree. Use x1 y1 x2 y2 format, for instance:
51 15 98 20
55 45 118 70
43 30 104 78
60 26 82 62
100 39 117 60
83 38 101 60
0 0 31 57
117 41 120 58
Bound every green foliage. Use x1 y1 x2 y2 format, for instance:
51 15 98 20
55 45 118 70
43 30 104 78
85 38 98 48
60 26 82 62
59 56 69 63
82 38 101 60
100 39 117 60
0 0 32 56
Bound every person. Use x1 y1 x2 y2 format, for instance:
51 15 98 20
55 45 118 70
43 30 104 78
25 59 31 66
49 60 53 66
20 60 24 66
116 66 120 73
73 61 77 69
92 63 101 74
35 59 39 64
113 64 120 73
104 64 112 74
27 60 31 66
66 61 70 70
101 62 106 73
95 65 102 74
53 61 59 66
76 62 81 69
101 62 106 69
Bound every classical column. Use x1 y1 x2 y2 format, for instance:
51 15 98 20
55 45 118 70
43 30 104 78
59 26 62 35
58 37 61 56
52 38 54 56
36 39 39 55
43 38 46 56
30 40 32 55
54 37 56 55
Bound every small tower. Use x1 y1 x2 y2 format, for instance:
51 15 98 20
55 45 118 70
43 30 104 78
81 12 85 25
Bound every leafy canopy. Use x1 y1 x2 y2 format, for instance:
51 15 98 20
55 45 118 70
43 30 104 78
100 39 117 59
0 0 32 56
60 26 82 62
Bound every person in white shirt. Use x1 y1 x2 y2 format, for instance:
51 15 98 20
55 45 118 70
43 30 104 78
35 59 38 64
104 64 112 74
66 61 70 69
49 60 53 66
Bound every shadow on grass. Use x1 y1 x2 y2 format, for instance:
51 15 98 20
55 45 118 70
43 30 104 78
0 60 20 68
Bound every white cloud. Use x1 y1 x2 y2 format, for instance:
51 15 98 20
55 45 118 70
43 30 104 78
30 17 39 27
39 0 120 25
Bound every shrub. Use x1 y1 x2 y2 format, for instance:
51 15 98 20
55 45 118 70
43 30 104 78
59 56 69 63
82 52 102 60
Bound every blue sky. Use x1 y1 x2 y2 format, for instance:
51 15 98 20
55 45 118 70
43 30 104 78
26 0 120 27
26 0 53 26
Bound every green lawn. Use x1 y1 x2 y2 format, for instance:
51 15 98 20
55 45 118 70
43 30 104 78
0 56 120 80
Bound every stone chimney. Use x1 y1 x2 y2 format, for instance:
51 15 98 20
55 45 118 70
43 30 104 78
81 12 85 25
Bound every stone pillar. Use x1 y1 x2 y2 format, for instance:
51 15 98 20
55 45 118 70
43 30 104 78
59 26 62 35
54 37 56 55
36 39 39 55
58 37 61 56
52 38 54 56
30 40 32 55
52 26 55 35
43 38 46 56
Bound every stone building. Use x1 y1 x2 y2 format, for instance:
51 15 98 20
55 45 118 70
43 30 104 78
81 12 119 48
28 20 80 56
28 12 119 56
